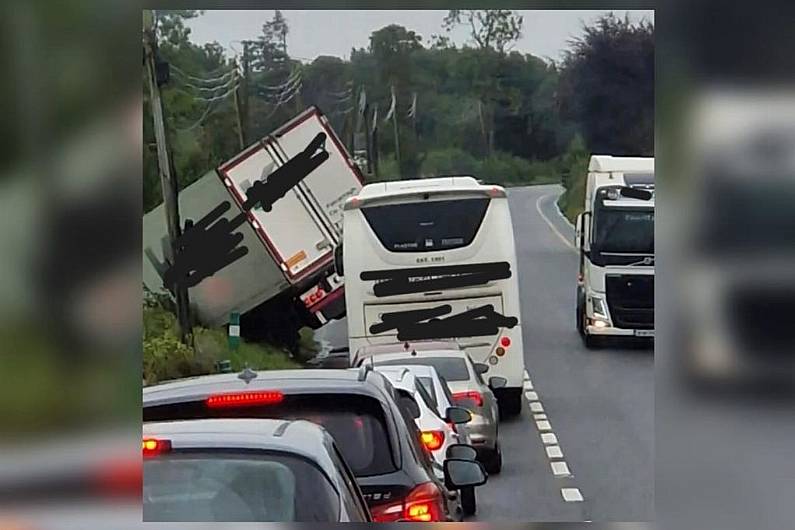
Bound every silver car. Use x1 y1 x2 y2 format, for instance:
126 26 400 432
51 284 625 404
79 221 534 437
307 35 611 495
360 344 505 474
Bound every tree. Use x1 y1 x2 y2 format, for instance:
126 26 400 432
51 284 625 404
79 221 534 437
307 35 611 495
443 10 523 54
558 13 654 155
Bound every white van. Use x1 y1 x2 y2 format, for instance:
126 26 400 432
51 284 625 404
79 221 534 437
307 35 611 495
339 176 525 415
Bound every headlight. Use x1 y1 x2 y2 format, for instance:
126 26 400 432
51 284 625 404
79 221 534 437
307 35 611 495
591 296 609 320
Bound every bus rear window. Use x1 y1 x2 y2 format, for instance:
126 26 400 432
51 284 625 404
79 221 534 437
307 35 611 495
361 198 490 252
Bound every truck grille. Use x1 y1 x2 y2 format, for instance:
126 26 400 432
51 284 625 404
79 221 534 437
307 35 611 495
729 286 795 358
605 274 654 329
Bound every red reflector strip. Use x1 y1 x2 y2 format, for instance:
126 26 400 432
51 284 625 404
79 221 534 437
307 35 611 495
206 391 284 408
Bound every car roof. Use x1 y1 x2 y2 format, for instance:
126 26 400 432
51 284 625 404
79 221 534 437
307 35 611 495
143 368 391 407
370 350 471 363
143 418 339 479
355 340 461 357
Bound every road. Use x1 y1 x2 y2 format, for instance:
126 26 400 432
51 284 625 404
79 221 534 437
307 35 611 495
316 184 654 522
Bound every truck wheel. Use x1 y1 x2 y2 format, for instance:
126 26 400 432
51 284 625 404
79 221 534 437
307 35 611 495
460 487 477 516
576 289 585 335
582 329 599 349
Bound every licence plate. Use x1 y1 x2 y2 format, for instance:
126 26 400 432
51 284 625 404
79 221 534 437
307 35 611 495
634 330 654 338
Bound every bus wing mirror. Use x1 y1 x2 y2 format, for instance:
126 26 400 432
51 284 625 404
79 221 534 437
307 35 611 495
619 187 653 201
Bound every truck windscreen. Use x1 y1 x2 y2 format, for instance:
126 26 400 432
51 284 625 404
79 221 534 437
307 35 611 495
593 208 654 255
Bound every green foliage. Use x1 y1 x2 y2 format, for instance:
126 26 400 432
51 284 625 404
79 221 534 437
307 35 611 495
144 12 653 219
559 12 654 156
556 134 591 222
143 301 299 385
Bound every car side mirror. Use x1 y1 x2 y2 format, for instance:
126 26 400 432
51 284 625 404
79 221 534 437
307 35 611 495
445 443 478 461
488 376 507 389
333 244 344 276
443 458 487 490
473 363 489 375
445 406 472 425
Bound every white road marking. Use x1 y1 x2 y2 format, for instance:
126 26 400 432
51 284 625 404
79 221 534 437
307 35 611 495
554 194 576 229
546 445 564 459
533 413 547 420
541 432 558 445
523 370 530 380
551 461 571 476
525 391 538 401
529 401 544 413
535 194 576 252
523 379 534 390
561 488 584 502
536 420 552 431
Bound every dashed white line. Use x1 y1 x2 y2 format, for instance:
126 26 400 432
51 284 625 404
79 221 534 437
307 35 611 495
540 432 558 445
550 461 571 476
561 488 584 502
536 420 552 431
522 363 585 503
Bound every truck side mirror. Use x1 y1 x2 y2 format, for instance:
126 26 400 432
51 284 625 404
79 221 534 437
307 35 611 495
575 213 583 248
333 244 344 276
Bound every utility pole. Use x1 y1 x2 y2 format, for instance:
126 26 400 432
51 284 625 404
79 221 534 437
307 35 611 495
371 103 380 179
231 61 245 150
392 104 401 178
240 40 252 146
143 11 191 344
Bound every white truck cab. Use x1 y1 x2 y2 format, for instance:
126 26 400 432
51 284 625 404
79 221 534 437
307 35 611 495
576 155 655 347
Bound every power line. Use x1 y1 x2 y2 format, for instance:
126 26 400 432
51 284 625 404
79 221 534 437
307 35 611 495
173 74 238 95
171 64 235 85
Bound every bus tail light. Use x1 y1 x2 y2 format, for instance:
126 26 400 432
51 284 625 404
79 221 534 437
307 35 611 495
142 438 171 457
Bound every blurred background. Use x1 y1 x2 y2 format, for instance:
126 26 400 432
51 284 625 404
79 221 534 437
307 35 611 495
0 0 794 528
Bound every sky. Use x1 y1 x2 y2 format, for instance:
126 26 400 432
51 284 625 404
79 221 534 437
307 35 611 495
185 10 654 64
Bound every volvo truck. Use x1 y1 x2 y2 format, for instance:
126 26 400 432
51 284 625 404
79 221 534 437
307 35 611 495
575 155 655 347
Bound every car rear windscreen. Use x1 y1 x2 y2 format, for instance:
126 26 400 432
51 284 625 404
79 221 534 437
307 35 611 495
376 357 470 382
361 198 490 252
144 451 338 522
143 394 396 477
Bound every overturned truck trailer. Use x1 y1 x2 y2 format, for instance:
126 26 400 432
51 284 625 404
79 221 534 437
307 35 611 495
143 107 363 349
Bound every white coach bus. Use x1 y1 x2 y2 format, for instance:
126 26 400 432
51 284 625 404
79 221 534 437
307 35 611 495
337 176 525 415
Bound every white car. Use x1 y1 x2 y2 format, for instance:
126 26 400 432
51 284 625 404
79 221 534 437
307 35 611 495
371 366 479 516
387 364 473 446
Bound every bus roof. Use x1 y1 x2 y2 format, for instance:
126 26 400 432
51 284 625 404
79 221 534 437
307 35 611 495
353 176 504 203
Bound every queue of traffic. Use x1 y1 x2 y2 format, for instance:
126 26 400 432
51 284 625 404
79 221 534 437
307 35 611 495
143 178 529 522
143 339 507 522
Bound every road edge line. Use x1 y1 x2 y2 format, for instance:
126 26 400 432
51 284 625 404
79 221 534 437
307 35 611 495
535 194 576 252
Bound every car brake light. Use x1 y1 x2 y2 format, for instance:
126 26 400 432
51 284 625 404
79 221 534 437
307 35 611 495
500 336 511 347
453 390 484 408
405 482 444 521
142 438 171 457
420 430 444 451
370 482 444 522
206 391 284 408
